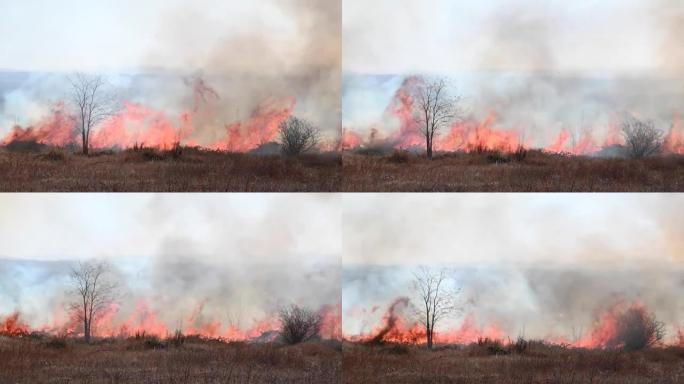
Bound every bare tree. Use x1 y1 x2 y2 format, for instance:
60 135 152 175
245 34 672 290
68 73 117 155
279 304 322 345
279 116 321 156
412 267 461 349
68 261 119 343
410 77 461 160
621 116 664 158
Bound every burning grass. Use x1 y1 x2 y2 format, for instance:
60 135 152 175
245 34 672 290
0 335 341 384
0 146 341 192
342 150 684 192
342 341 684 383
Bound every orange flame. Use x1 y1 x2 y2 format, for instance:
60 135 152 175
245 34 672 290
0 312 30 337
212 97 295 152
664 113 684 154
352 298 670 348
2 95 297 153
0 300 341 342
1 102 76 146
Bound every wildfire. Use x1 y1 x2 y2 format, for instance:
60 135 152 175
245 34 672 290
1 102 75 147
437 113 523 153
358 298 504 345
0 312 30 337
354 298 672 349
212 97 296 152
1 94 297 153
343 77 683 156
664 113 684 154
0 300 340 343
91 103 194 150
340 128 362 151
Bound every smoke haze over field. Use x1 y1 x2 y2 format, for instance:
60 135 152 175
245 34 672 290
343 194 684 343
342 0 684 152
0 194 341 339
343 0 682 75
0 0 341 145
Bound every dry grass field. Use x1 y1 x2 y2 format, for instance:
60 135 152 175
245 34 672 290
342 150 684 192
0 335 341 384
0 147 341 192
4 146 682 192
343 341 684 384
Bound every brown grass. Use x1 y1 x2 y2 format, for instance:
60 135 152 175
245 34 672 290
343 342 684 383
0 336 341 383
0 148 341 192
342 151 684 192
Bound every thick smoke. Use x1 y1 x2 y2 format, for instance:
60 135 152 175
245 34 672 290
0 194 341 339
343 0 684 152
0 257 340 339
343 194 684 343
344 265 684 345
146 0 341 140
0 0 341 147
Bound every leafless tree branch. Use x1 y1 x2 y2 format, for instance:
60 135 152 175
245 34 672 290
410 77 462 159
68 73 119 155
412 267 462 349
68 261 119 343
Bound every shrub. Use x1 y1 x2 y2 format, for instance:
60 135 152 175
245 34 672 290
512 336 529 354
385 344 410 355
44 337 68 349
140 148 167 161
143 336 165 350
475 338 509 355
279 116 320 156
485 151 510 164
169 142 183 159
169 330 185 347
622 116 664 158
41 150 67 162
611 306 664 350
512 146 528 162
279 304 323 345
388 151 411 164
128 331 166 350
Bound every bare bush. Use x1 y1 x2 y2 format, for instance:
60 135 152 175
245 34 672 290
610 306 664 350
279 116 320 156
621 117 664 158
279 304 322 345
